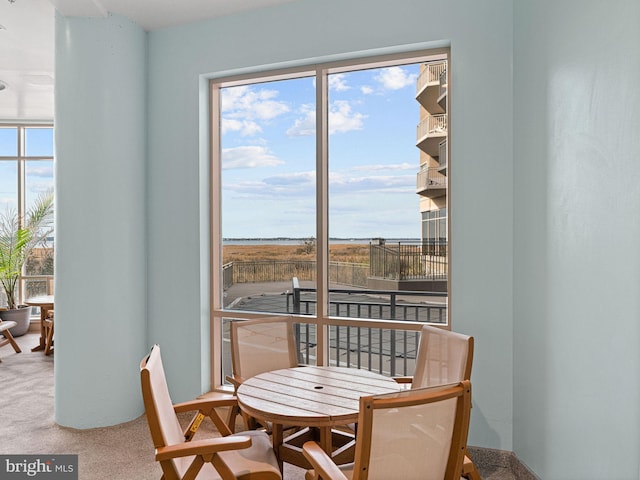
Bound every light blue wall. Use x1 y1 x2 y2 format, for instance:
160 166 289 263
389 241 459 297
513 1 640 478
146 0 514 450
54 13 147 427
50 0 640 476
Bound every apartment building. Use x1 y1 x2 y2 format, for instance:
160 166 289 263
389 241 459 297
416 59 448 252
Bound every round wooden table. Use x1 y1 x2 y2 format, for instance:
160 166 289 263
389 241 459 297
24 295 54 353
237 365 400 469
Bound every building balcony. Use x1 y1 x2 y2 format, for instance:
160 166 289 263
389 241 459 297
416 167 447 198
438 69 447 110
416 114 447 156
416 62 447 114
416 61 446 98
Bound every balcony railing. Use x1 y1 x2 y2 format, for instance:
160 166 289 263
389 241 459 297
417 114 447 141
416 167 447 195
439 68 448 100
416 61 447 96
287 278 447 323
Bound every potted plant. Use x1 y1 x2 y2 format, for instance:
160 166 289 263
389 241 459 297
0 191 54 336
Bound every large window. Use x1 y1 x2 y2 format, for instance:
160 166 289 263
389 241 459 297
0 125 55 308
210 50 449 386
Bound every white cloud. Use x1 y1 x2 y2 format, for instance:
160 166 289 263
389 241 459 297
286 101 366 137
329 101 366 134
329 171 415 194
329 74 350 92
221 85 290 134
222 146 285 170
360 85 374 95
375 66 418 90
351 162 415 172
285 104 315 137
224 171 315 198
26 165 54 177
221 118 263 136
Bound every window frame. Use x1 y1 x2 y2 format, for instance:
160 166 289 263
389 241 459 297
0 123 55 308
209 48 450 389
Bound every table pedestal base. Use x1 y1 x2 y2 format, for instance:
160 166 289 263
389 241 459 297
273 425 355 470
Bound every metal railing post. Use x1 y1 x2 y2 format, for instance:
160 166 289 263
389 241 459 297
292 276 301 314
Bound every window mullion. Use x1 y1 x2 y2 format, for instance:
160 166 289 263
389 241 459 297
315 67 329 366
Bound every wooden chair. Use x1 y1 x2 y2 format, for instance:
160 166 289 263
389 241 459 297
303 381 473 480
0 319 22 362
43 309 54 355
140 344 281 480
395 325 480 480
227 317 299 431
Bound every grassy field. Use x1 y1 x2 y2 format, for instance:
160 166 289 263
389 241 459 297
223 243 370 264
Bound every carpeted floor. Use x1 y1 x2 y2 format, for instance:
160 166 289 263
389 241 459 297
0 333 518 479
0 333 308 480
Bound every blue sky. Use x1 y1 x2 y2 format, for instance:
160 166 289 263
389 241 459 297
221 63 423 239
0 126 54 214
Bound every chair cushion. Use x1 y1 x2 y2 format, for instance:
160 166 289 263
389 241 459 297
218 430 281 480
0 321 17 332
176 430 281 480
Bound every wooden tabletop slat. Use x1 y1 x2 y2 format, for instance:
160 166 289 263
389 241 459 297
237 366 401 427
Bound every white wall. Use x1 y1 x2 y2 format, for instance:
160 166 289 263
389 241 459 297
146 0 514 450
513 1 640 478
54 13 147 427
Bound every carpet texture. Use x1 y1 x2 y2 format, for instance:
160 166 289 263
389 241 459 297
0 333 306 479
1 333 517 479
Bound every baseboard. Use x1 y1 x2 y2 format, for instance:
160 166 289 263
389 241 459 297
467 446 539 479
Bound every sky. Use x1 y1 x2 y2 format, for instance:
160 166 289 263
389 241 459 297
0 126 54 215
220 63 424 240
0 63 427 241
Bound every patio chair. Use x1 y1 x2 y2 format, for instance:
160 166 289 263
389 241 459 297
0 319 21 362
302 381 473 480
43 310 54 355
227 317 300 431
394 325 480 480
140 344 281 480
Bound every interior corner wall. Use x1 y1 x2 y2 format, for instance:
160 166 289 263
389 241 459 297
146 0 515 451
54 13 147 427
513 1 640 478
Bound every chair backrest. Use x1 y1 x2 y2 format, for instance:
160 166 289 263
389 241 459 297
353 381 472 480
230 317 298 381
140 345 191 478
412 325 473 388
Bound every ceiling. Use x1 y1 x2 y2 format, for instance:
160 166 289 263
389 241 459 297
0 0 299 122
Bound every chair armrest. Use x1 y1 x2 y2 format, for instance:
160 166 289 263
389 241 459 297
302 441 348 480
392 376 413 384
156 436 252 461
173 396 238 413
225 375 243 391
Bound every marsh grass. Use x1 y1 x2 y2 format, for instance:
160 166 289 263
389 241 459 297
223 243 370 264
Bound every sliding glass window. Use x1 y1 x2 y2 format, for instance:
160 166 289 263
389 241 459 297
0 125 55 309
211 49 450 387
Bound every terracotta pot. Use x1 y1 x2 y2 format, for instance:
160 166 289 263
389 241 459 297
0 305 32 337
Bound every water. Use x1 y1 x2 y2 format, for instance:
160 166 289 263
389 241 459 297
223 238 420 246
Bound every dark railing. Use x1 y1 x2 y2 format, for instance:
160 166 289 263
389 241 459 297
223 243 446 287
369 242 447 280
222 318 424 382
287 278 447 324
231 260 315 283
292 321 422 377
